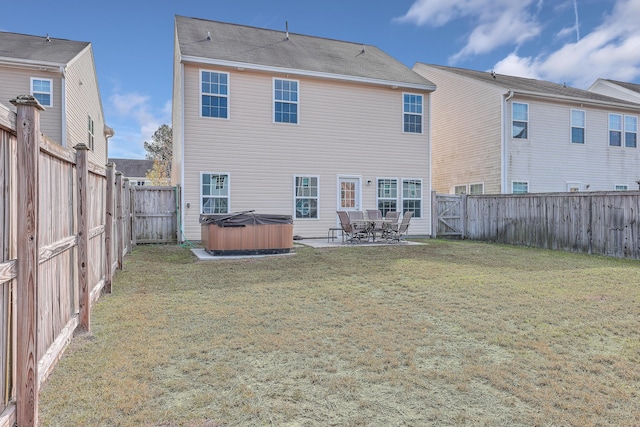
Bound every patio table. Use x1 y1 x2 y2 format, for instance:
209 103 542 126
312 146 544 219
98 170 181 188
351 219 392 242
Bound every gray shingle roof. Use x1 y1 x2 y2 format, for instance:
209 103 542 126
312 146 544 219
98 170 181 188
0 31 89 65
109 158 154 178
422 64 640 107
175 16 434 89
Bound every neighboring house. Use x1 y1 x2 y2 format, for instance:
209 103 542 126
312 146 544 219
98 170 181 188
0 31 112 165
413 63 640 195
172 16 435 240
589 78 640 104
108 158 155 186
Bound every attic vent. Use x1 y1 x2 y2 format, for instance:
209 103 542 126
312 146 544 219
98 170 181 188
285 21 290 41
361 45 365 54
206 31 211 41
45 34 50 42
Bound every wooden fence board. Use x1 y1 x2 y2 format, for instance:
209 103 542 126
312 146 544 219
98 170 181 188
436 192 640 260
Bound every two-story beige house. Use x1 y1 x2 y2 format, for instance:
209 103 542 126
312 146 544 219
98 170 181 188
172 16 436 241
414 63 640 195
0 31 111 165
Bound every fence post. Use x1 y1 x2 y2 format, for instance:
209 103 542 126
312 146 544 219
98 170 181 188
115 172 123 270
75 144 90 332
104 163 115 293
130 184 137 247
461 194 467 240
431 190 437 238
12 95 43 427
124 178 132 252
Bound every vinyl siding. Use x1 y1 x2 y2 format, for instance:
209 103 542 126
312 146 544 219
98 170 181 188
507 95 640 192
180 64 432 240
64 46 108 165
0 65 63 144
413 63 503 194
171 31 184 186
589 81 640 104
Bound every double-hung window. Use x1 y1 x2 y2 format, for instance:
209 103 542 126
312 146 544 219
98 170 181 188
454 185 467 195
87 115 94 150
31 78 52 107
403 93 423 133
512 103 528 139
201 173 229 214
201 71 228 118
512 181 529 194
294 176 318 219
377 178 398 216
609 114 622 146
571 109 585 144
625 115 637 148
274 79 298 124
402 179 422 218
469 183 484 195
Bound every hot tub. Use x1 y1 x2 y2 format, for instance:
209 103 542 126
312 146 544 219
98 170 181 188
200 211 293 256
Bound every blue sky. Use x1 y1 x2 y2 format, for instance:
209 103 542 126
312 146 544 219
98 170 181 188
2 0 639 159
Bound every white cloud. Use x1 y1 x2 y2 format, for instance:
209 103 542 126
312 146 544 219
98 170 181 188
107 91 171 159
492 0 640 88
395 0 542 63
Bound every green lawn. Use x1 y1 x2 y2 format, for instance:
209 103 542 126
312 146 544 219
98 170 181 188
39 240 640 426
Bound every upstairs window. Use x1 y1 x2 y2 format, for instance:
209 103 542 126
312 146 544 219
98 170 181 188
201 71 228 118
625 115 637 148
31 78 52 107
274 79 298 124
512 103 528 139
571 109 585 144
403 93 423 133
87 115 94 150
294 176 318 219
377 178 398 216
201 173 229 214
609 114 622 146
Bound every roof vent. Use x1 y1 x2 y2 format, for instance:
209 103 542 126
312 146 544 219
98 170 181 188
491 70 496 79
285 21 290 41
361 45 366 54
45 34 50 42
206 31 211 41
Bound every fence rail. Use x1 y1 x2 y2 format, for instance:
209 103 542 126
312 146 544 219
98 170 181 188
433 191 640 259
0 97 131 427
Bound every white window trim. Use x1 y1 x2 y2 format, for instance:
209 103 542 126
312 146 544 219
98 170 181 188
511 180 529 194
453 184 467 195
376 177 399 213
609 113 622 147
401 177 423 218
512 102 529 140
570 109 586 144
200 172 231 214
200 69 230 120
273 77 300 125
293 175 319 220
614 184 629 191
402 92 424 134
30 77 53 107
469 182 484 195
624 114 638 148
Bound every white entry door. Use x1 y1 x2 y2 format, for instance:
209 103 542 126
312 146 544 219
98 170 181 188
338 177 361 212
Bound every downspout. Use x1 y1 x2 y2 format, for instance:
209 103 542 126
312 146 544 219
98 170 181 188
180 62 186 243
60 66 67 147
427 92 433 236
501 90 515 193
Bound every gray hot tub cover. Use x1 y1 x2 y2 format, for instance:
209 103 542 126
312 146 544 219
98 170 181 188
199 210 293 227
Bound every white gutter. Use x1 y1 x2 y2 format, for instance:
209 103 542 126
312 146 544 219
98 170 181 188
0 57 63 70
181 55 436 92
508 88 640 111
501 90 515 194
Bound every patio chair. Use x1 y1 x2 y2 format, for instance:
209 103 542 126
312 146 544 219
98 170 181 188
387 211 413 243
379 211 400 239
337 211 368 243
366 209 382 220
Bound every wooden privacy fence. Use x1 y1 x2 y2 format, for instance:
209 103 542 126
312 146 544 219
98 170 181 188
130 186 177 244
432 191 640 259
0 97 131 427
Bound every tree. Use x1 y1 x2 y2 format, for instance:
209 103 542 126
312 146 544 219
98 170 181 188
144 124 172 184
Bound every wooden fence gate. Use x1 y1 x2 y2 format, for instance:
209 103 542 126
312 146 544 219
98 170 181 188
131 186 178 244
431 192 465 238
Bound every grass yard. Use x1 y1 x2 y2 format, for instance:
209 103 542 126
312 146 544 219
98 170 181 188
39 240 640 426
